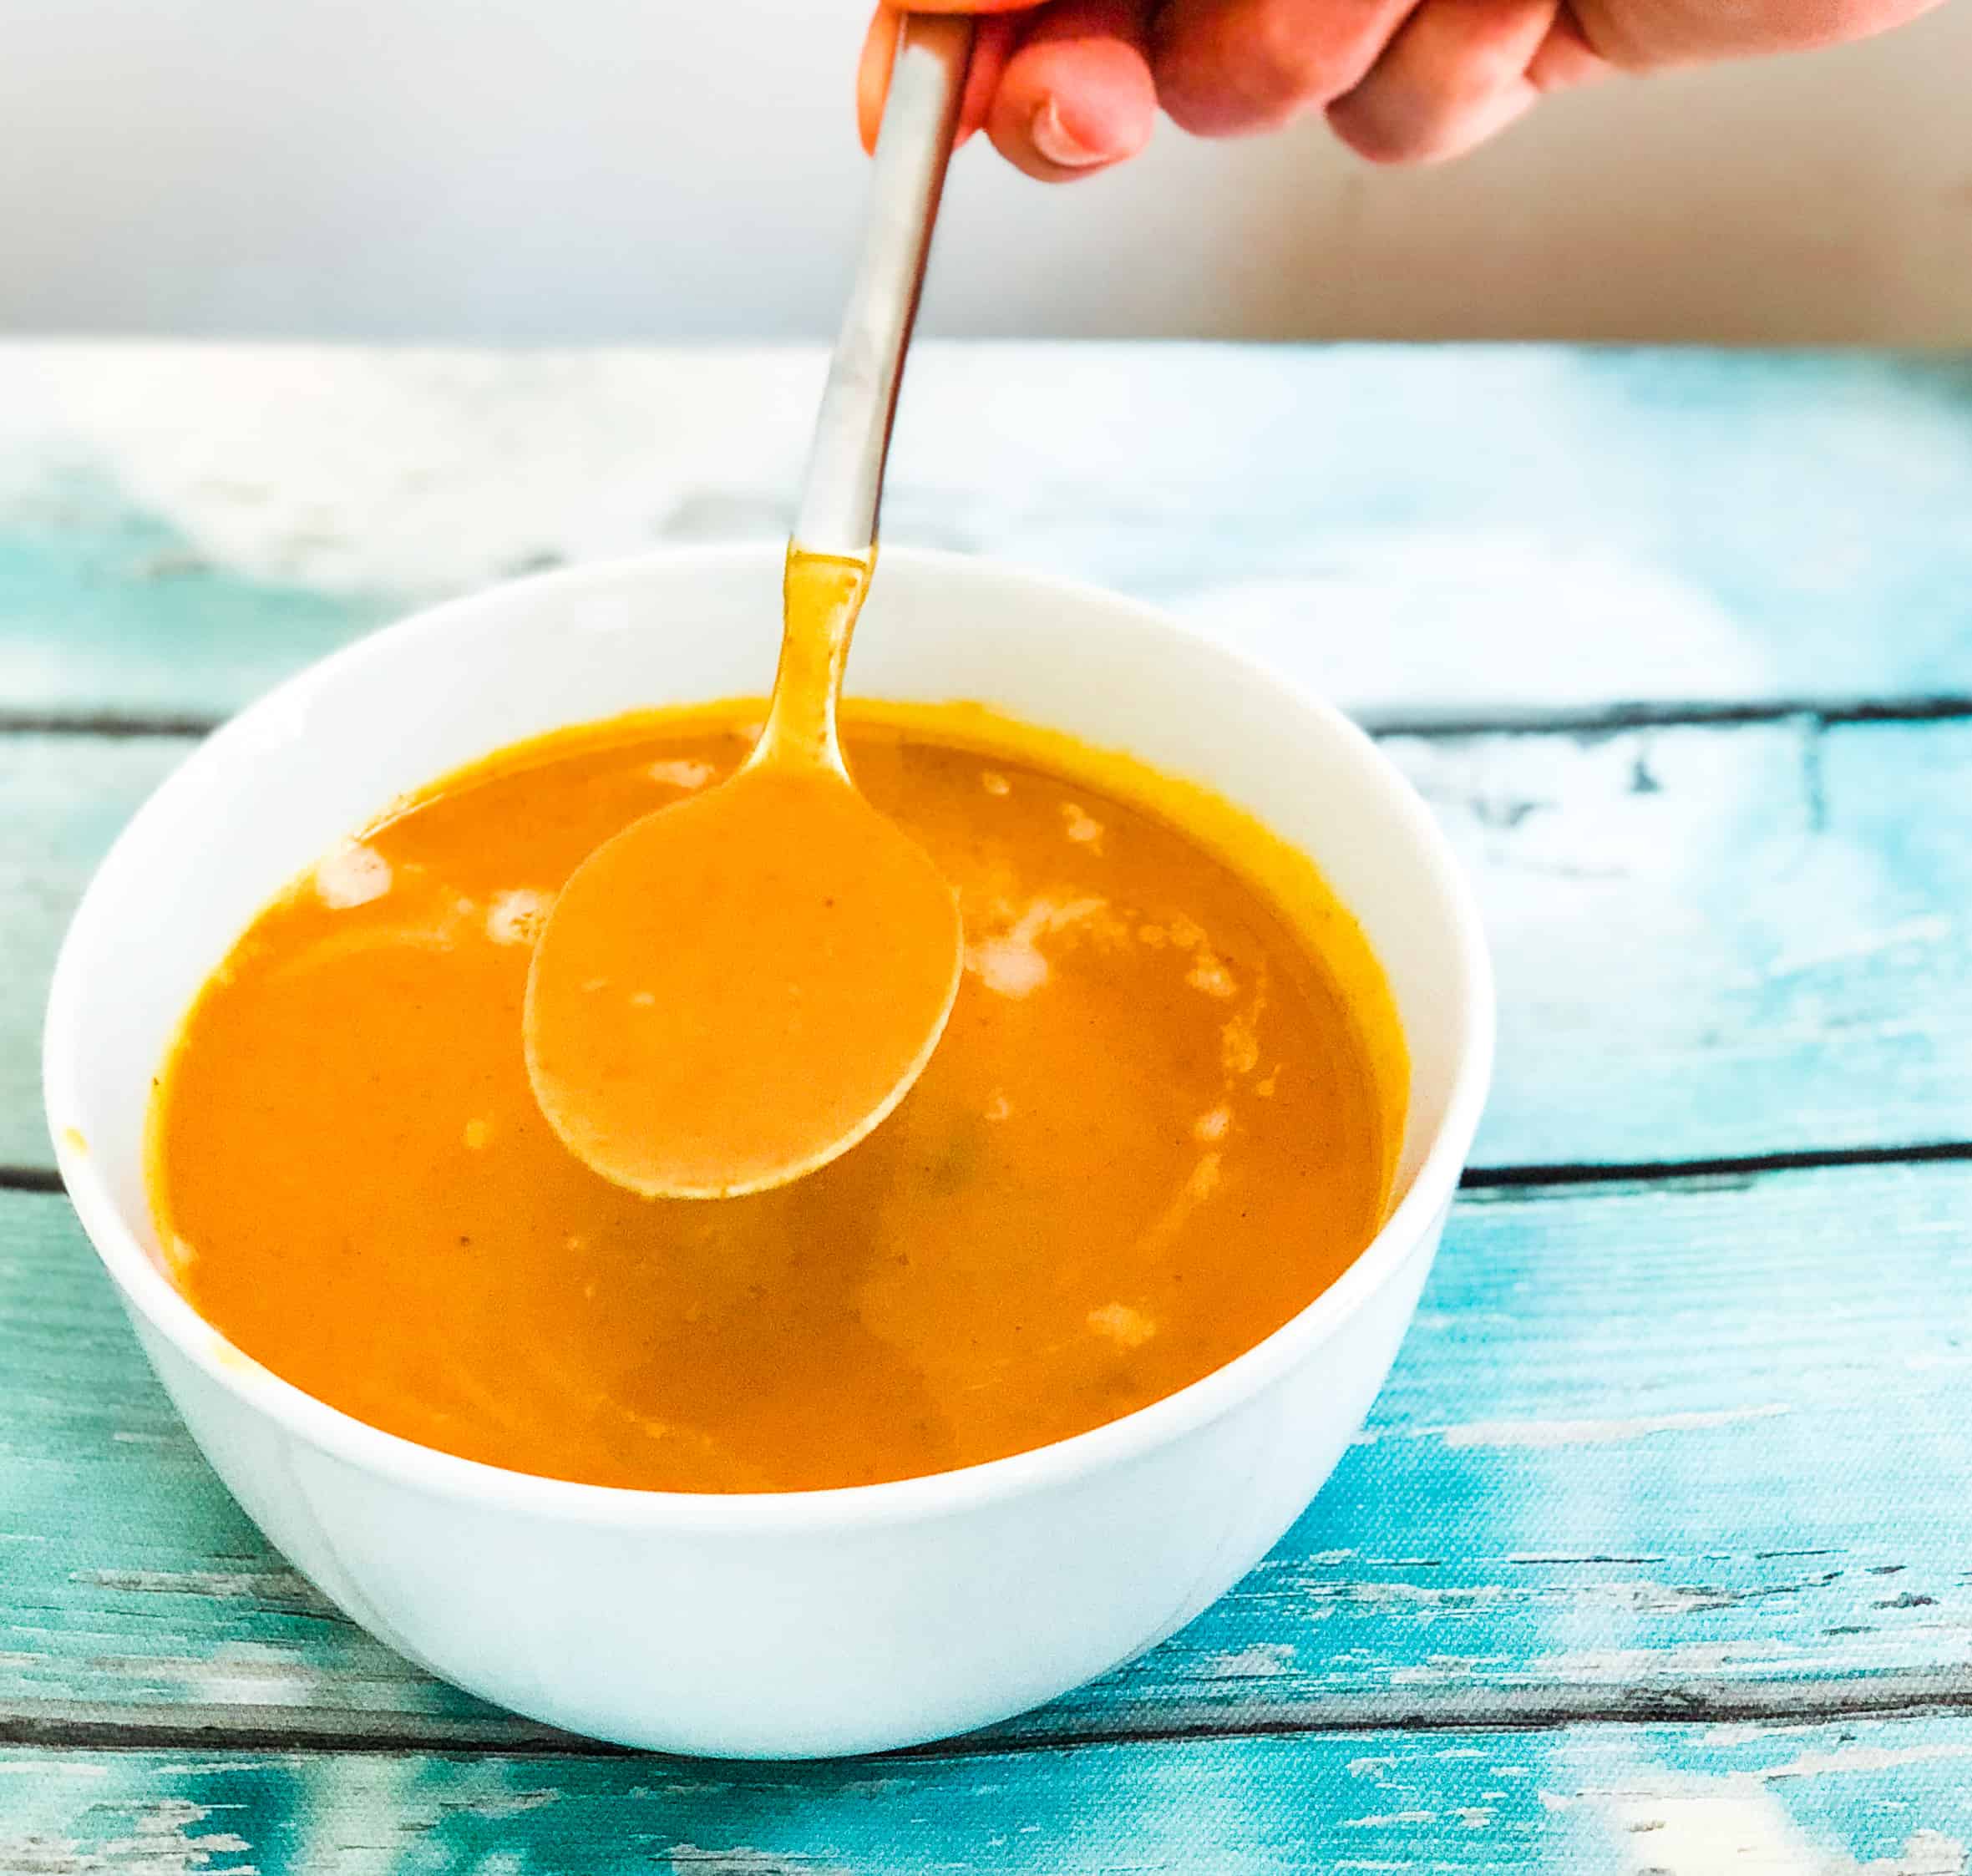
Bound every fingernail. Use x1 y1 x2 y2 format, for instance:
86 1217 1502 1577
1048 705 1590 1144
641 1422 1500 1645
1031 97 1107 169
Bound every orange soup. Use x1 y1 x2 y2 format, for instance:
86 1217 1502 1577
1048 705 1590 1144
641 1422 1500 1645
149 707 1407 1493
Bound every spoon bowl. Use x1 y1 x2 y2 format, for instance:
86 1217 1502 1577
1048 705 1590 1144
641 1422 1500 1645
523 745 961 1200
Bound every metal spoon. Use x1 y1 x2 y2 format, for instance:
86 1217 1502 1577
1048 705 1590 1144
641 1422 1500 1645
524 13 975 1200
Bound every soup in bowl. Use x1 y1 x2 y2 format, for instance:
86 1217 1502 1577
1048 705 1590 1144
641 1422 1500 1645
44 545 1493 1757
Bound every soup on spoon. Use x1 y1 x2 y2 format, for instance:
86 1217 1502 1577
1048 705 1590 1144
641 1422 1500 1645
525 13 973 1199
524 550 962 1197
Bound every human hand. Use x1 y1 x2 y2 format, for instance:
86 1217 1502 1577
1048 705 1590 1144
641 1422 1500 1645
857 0 1943 170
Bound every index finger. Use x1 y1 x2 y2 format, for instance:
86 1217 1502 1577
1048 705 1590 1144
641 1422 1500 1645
1153 0 1423 134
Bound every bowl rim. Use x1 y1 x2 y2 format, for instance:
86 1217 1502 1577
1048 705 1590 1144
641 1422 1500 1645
44 540 1495 1533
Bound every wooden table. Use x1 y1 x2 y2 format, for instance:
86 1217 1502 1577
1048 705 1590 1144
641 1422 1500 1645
4 343 1971 1870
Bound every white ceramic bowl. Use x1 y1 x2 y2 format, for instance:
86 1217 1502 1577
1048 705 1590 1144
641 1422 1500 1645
44 545 1493 1759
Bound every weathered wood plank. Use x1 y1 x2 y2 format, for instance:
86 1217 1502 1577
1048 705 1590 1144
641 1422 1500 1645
4 345 1969 723
7 717 1969 1173
8 1159 1970 1745
0 736 189 1169
1419 715 1972 1164
4 1718 1972 1873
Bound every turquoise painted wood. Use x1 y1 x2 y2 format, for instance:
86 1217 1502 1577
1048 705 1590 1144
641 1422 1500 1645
3 347 1969 725
9 1159 1972 1744
5 1718 1972 1873
0 736 188 1168
0 464 379 726
7 719 1969 1173
6 342 1972 1869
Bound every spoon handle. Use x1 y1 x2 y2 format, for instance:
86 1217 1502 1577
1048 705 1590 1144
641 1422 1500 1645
793 13 974 563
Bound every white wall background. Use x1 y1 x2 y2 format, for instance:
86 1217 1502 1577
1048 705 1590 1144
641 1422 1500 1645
3 0 1967 343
